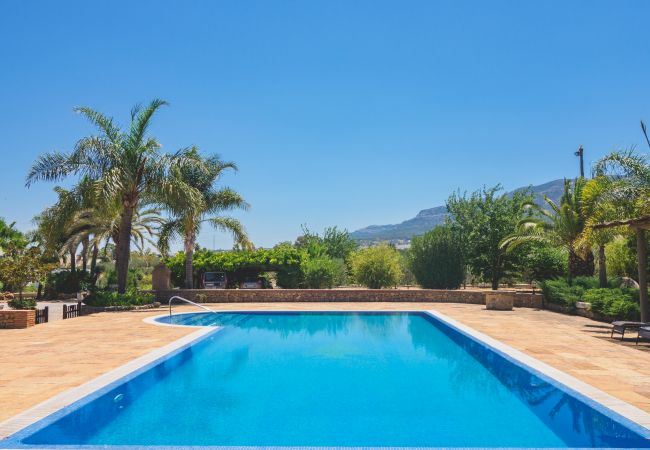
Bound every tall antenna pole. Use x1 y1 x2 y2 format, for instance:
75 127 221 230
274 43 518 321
574 145 584 178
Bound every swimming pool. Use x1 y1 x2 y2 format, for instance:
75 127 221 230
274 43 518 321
3 311 650 448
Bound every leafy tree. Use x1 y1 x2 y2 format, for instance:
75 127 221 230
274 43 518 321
447 185 533 290
322 226 357 260
158 149 251 288
501 178 594 279
301 255 346 288
27 100 205 293
0 218 27 253
605 236 638 279
350 244 402 289
408 224 464 289
0 246 56 301
295 225 357 261
516 242 567 284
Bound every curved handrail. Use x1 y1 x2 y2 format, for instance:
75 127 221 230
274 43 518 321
168 295 217 317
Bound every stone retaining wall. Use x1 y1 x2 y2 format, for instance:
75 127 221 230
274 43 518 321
154 289 543 308
0 310 35 329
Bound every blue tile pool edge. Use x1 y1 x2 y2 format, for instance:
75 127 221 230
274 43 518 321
1 309 649 449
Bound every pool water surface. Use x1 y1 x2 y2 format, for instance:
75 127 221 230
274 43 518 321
5 311 650 448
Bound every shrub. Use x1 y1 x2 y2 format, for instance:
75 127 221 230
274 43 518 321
194 293 208 303
518 243 567 283
275 265 303 289
45 270 93 297
350 245 402 289
408 225 464 289
8 297 36 310
571 276 600 290
301 256 346 289
84 289 154 307
583 288 640 320
540 279 584 307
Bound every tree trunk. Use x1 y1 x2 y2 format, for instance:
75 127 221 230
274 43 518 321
598 244 607 288
491 276 499 290
90 242 99 285
636 228 648 323
568 249 595 278
81 236 89 272
184 234 195 289
36 282 42 300
116 205 135 294
69 249 76 272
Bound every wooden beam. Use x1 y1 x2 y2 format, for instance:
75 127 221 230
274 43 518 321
636 227 648 323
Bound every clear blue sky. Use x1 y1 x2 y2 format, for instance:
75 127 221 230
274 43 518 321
1 0 649 249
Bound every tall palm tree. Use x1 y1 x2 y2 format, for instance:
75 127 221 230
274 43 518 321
501 178 594 278
158 150 251 288
27 100 204 293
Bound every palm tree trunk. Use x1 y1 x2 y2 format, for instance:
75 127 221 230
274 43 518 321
116 205 135 294
598 244 607 288
81 236 89 272
69 249 76 272
90 242 99 285
568 249 595 278
184 234 195 289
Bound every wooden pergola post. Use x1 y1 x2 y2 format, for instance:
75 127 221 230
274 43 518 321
636 227 648 323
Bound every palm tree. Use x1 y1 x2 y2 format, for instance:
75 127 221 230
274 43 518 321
501 178 594 278
158 150 251 288
579 176 621 287
26 100 204 293
34 180 95 271
63 205 163 284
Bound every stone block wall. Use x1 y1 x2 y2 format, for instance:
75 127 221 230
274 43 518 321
0 310 35 329
154 288 543 308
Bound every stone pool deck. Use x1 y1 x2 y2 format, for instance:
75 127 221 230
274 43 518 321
1 302 650 428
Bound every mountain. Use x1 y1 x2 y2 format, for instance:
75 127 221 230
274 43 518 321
350 179 565 243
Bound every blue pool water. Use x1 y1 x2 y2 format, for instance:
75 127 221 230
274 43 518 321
6 312 650 448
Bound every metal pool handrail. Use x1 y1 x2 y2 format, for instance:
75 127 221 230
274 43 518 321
168 295 217 317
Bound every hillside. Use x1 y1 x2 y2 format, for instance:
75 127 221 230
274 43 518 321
350 179 564 242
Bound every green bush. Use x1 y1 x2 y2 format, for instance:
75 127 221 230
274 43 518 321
540 279 584 307
572 276 600 290
350 245 402 289
8 297 36 310
84 290 154 307
408 225 464 289
518 243 567 283
45 270 93 297
583 288 640 320
301 256 346 289
105 268 144 290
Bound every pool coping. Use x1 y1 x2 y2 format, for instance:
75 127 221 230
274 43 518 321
1 309 650 449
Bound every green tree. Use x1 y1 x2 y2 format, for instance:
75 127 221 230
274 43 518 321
501 178 594 279
350 244 402 289
158 150 251 288
27 100 204 293
301 255 346 288
408 224 464 289
447 185 533 289
516 242 567 284
0 219 27 253
0 246 56 301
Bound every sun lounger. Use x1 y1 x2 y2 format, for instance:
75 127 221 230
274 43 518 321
636 326 650 345
611 321 648 340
